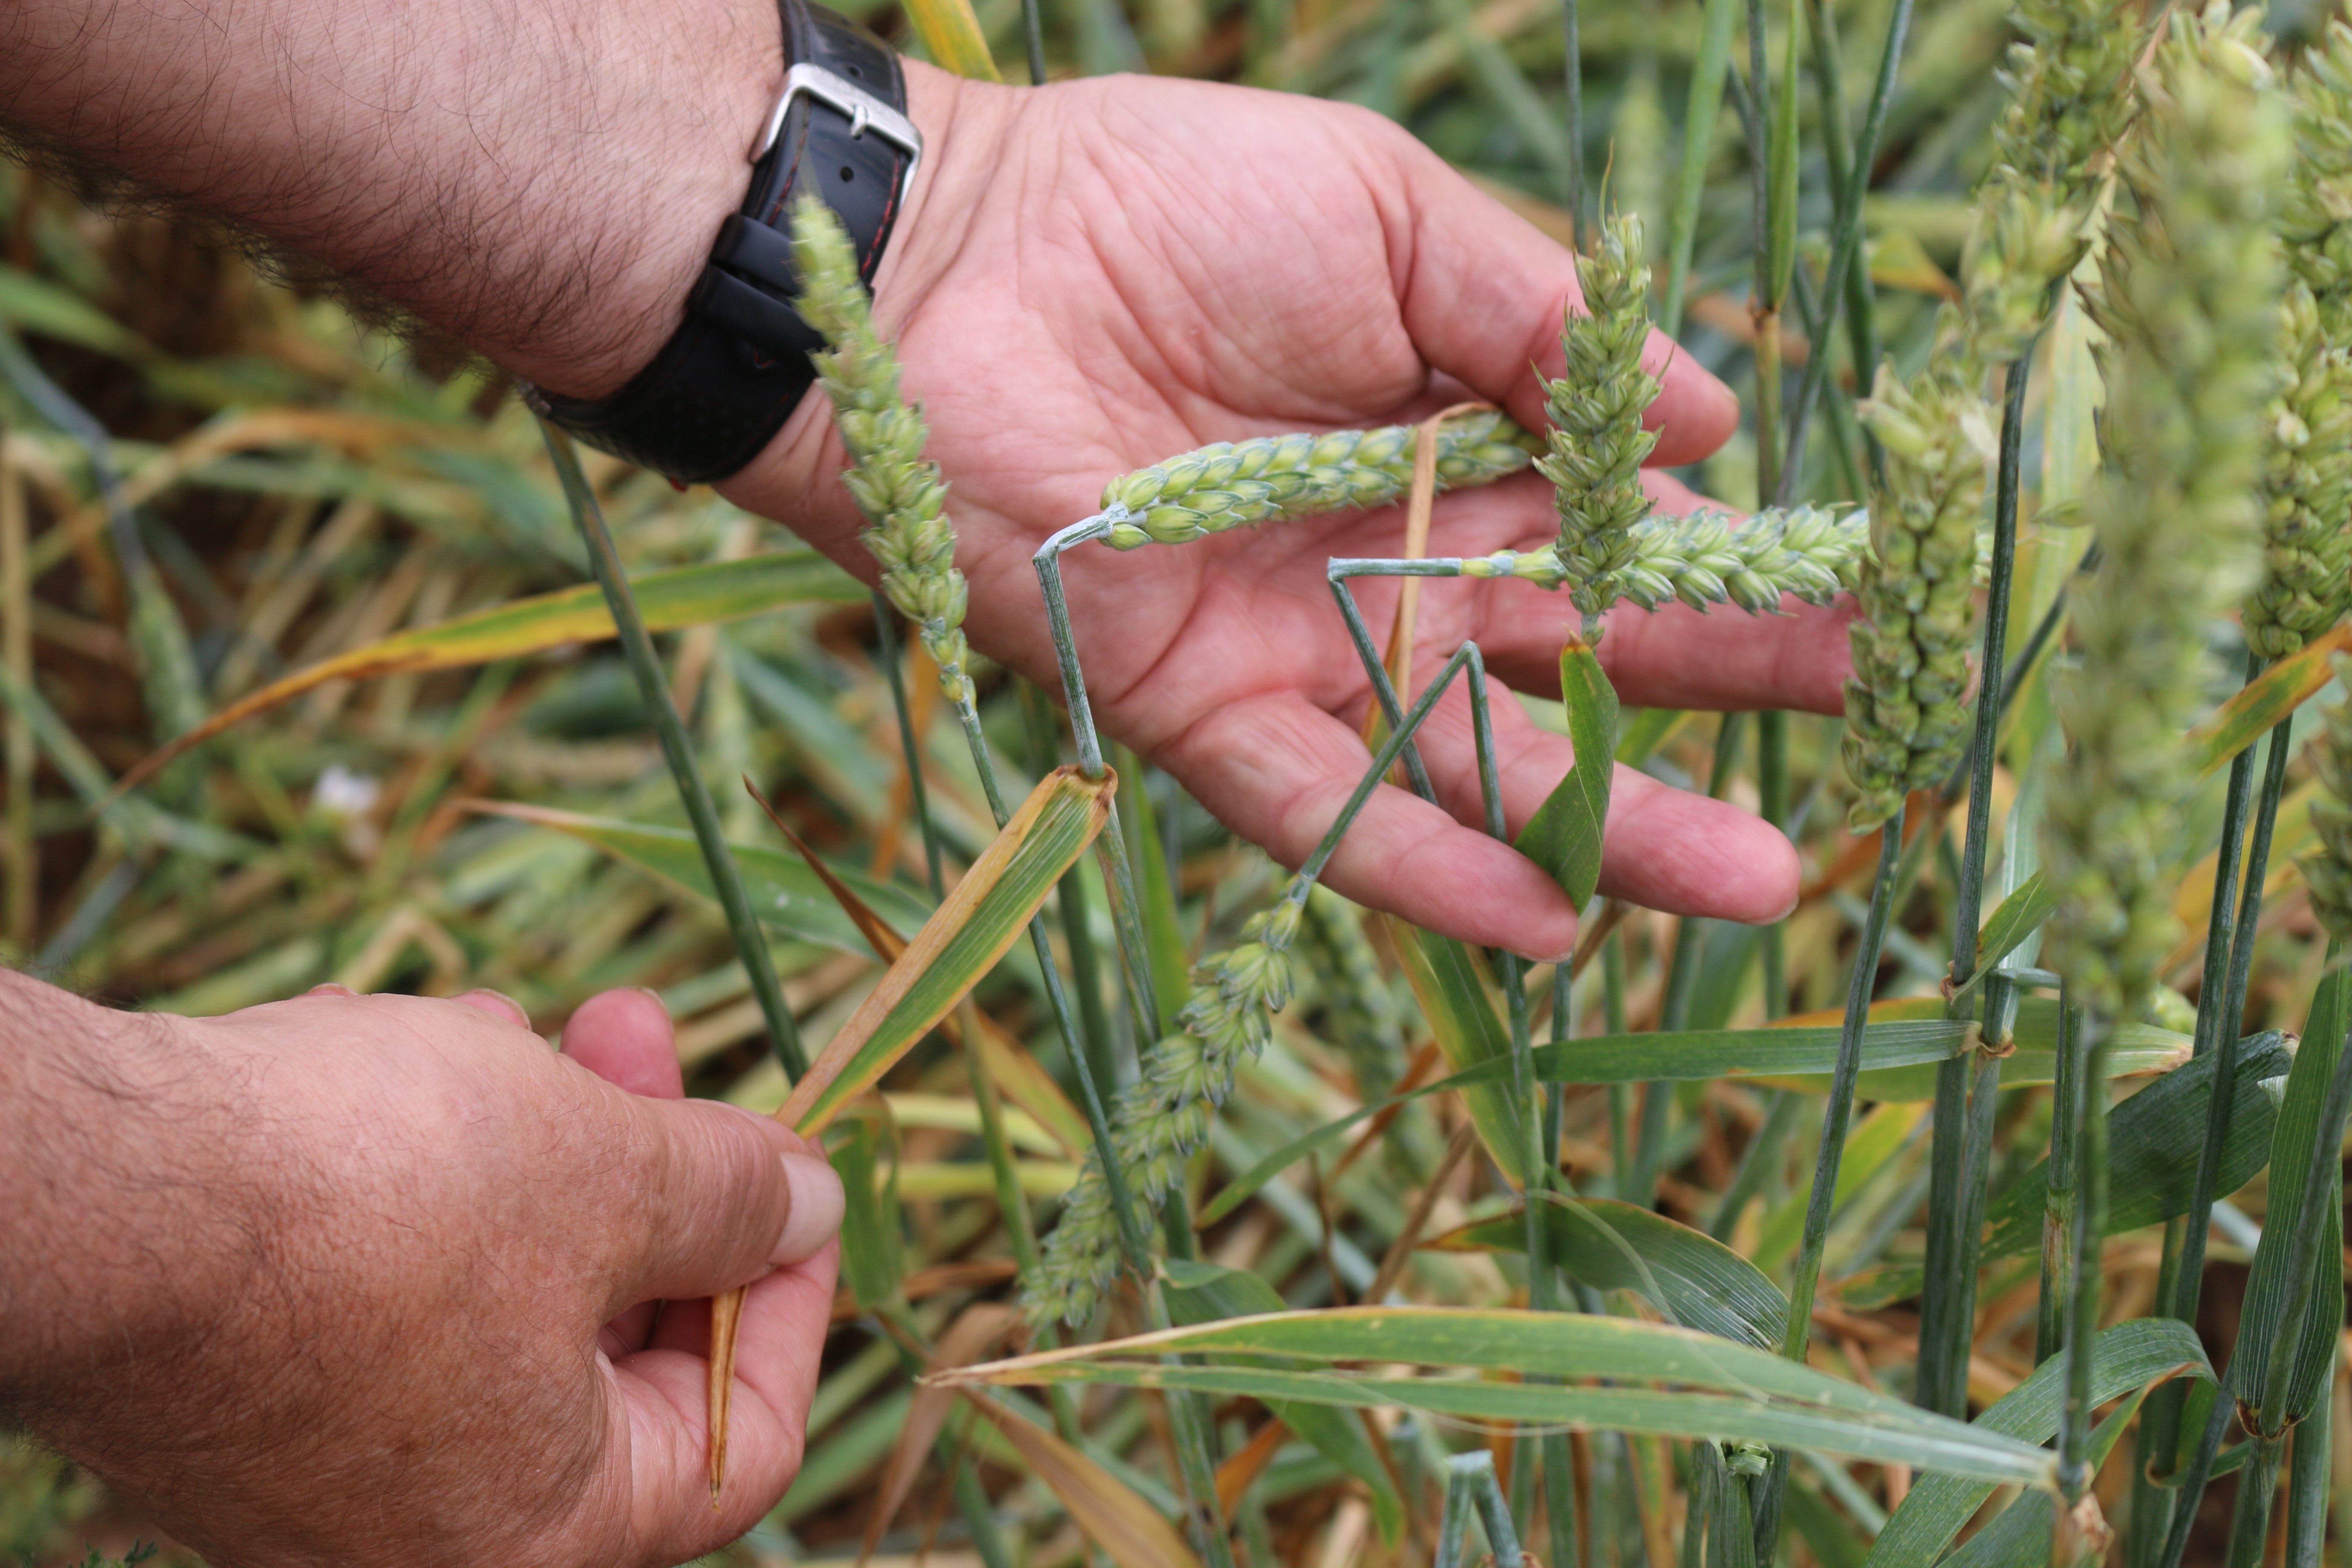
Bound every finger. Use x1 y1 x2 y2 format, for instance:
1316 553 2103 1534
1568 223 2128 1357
608 1241 840 1557
608 1098 844 1311
452 988 530 1029
1387 675 1802 922
1465 579 1856 716
1380 136 1738 467
1156 683 1798 956
562 988 686 1099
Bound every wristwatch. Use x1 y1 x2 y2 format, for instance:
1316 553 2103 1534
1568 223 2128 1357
527 0 921 484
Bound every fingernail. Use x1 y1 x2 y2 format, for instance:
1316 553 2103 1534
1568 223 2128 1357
308 982 358 997
772 1152 845 1265
634 987 671 1016
457 988 531 1026
1510 945 1576 965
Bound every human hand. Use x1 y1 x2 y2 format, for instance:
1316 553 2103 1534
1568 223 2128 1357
3 979 841 1568
732 67 1856 959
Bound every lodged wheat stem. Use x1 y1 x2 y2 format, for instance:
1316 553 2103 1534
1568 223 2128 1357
791 193 979 711
1030 886 1307 1324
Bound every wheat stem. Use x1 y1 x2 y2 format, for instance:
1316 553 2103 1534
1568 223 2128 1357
540 421 805 1080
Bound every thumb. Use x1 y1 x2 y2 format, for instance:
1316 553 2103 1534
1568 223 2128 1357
610 1097 845 1310
1381 136 1739 467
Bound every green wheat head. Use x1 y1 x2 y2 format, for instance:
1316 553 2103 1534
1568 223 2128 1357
2046 0 2281 1018
790 193 977 709
1461 504 1864 611
2246 27 2352 658
1029 886 1307 1325
1097 415 1535 547
1841 364 1991 831
1541 212 1661 623
1839 0 2142 833
1961 0 2145 369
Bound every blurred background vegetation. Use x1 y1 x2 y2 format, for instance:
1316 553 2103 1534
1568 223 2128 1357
2 0 2342 1562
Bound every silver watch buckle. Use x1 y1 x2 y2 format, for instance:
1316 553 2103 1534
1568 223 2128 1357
750 62 924 195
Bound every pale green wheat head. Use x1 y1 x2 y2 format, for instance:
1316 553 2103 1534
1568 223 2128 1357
1541 211 1660 622
2046 0 2281 1017
1029 885 1308 1325
791 193 977 707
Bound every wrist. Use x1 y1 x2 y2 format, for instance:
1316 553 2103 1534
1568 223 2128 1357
714 61 1006 548
0 980 261 1424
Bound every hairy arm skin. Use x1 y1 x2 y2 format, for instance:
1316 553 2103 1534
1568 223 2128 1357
0 0 787 395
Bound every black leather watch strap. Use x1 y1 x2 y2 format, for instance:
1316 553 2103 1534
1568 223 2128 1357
528 0 914 484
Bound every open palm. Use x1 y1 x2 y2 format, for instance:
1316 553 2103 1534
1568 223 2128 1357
735 65 1856 957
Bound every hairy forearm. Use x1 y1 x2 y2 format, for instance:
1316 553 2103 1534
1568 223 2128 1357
0 973 263 1429
0 0 786 397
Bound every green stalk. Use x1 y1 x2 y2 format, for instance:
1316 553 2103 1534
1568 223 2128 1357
1021 679 1121 1096
1660 0 1741 337
1464 661 1576 1568
1752 799 1904 1560
2037 995 2082 1367
2170 696 2283 1326
2283 1394 2330 1568
2222 1439 2286 1568
1562 0 1584 248
539 421 805 1079
1757 710 1789 1014
1745 0 1782 506
2135 659 2266 1551
1546 964 1580 1568
1020 0 1047 85
1917 347 2031 1420
1778 0 1913 503
2058 1004 2112 1502
1604 934 1632 1200
873 591 946 900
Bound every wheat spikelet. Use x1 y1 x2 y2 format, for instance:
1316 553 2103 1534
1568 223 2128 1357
2046 0 2281 1017
1540 212 1659 623
1096 414 1535 548
1028 887 1306 1325
1461 504 1866 611
2246 28 2352 658
791 193 978 708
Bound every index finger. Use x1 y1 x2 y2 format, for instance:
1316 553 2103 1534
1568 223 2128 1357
1376 135 1740 467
